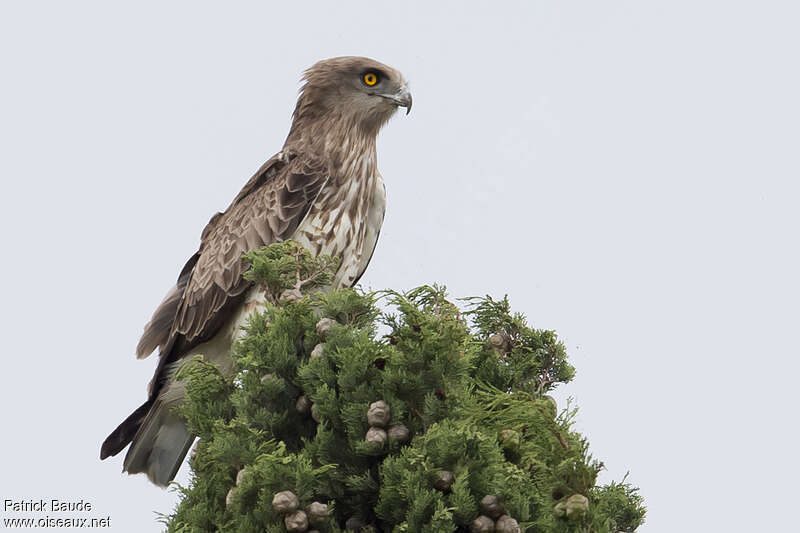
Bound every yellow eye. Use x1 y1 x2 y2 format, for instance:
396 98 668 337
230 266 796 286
363 72 378 86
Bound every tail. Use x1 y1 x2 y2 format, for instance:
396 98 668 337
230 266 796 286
100 397 194 487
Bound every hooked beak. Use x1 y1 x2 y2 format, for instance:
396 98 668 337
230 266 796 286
381 85 413 115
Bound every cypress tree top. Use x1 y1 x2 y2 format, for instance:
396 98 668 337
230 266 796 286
164 241 645 533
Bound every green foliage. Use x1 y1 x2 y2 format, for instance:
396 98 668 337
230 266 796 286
164 241 646 532
242 240 341 302
589 478 646 532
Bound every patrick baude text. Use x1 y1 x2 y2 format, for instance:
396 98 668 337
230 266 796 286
4 499 93 512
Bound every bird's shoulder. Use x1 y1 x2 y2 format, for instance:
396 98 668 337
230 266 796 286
198 149 329 247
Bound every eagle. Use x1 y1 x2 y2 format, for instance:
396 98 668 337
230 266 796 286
100 57 412 486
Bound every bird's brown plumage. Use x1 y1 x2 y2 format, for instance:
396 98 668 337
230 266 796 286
142 151 328 398
101 57 411 485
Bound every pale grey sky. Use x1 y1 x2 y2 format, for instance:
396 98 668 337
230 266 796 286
1 1 798 531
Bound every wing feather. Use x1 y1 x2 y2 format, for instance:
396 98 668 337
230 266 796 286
135 253 199 359
140 151 330 397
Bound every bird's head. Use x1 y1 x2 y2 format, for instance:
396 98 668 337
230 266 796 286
288 56 411 144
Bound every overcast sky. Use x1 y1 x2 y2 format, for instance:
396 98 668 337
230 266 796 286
1 1 798 531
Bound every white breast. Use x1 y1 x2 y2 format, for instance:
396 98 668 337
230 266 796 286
292 171 386 287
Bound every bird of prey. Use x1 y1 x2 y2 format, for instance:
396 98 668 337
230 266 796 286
100 57 411 486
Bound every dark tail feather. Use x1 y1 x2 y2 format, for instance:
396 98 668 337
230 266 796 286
100 400 153 460
122 398 194 487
